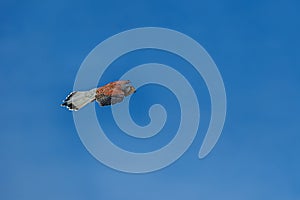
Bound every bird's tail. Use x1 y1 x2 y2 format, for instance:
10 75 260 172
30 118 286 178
61 88 97 111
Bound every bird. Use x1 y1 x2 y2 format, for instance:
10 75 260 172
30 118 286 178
61 80 136 111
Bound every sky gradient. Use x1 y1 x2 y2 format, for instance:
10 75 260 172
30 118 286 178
1 0 299 199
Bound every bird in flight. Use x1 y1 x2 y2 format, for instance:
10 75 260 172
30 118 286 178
61 80 136 111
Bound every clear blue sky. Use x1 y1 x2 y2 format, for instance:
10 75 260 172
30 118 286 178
1 0 299 199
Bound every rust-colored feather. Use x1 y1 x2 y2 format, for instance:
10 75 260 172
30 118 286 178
95 80 135 106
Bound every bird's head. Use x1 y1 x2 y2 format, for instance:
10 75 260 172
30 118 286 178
125 85 136 96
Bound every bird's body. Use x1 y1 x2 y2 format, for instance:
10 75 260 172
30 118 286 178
61 80 136 111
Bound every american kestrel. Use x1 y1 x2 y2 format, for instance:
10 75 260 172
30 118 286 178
61 80 136 111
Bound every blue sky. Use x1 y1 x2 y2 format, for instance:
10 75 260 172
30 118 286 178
1 0 299 199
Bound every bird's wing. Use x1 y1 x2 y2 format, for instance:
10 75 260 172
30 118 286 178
96 83 125 106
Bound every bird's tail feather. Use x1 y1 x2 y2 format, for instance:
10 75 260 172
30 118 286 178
61 88 97 111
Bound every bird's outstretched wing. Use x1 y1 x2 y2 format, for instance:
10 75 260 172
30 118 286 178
95 81 130 106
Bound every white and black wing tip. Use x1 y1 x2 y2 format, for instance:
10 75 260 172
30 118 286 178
61 89 97 111
61 92 79 111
